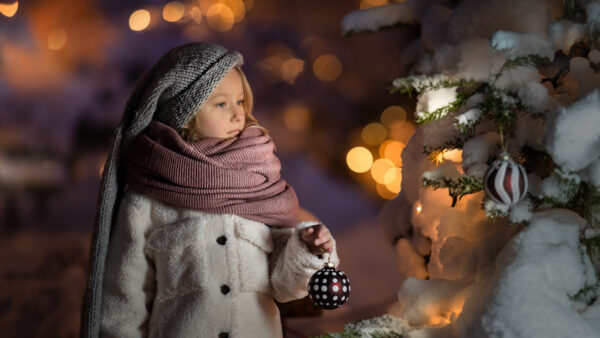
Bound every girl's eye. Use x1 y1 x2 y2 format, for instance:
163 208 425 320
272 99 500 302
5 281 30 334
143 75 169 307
237 99 244 106
216 102 226 108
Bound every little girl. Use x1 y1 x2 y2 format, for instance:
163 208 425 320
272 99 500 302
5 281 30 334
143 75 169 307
80 43 339 338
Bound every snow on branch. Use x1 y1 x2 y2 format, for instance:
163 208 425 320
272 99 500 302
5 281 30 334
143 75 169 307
491 30 555 61
341 2 420 35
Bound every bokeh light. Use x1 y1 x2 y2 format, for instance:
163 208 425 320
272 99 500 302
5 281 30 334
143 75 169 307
206 4 234 32
360 0 388 10
416 202 422 214
376 183 397 200
313 54 342 82
129 9 151 31
380 105 407 127
371 158 395 184
283 104 311 131
190 6 203 23
162 1 185 22
379 140 404 166
384 167 402 193
0 1 18 17
47 29 67 51
280 58 304 84
361 122 387 146
224 0 246 22
347 147 373 173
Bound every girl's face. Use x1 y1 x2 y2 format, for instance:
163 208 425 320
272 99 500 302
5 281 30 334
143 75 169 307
193 69 246 139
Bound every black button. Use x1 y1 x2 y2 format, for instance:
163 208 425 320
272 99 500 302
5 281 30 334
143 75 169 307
220 285 230 295
218 333 228 338
216 236 227 245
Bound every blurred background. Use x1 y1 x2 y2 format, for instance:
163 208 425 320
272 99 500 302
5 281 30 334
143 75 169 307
0 0 419 336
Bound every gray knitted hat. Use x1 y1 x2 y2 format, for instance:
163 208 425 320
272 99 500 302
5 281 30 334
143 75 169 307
80 42 243 337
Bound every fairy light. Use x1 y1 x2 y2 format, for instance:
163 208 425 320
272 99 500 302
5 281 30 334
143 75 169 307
0 1 18 17
190 6 203 23
379 140 404 166
224 0 246 22
346 147 373 173
380 105 407 127
313 54 342 82
163 1 185 22
416 202 422 214
129 9 151 31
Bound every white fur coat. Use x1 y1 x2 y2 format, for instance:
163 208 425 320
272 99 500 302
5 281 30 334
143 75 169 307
99 189 339 338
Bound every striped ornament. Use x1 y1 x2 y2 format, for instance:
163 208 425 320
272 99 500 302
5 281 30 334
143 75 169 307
484 154 528 206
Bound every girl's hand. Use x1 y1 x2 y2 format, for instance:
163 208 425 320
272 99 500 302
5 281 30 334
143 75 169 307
301 224 333 255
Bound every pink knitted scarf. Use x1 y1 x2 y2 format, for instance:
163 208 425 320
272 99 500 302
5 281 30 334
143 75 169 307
125 120 299 228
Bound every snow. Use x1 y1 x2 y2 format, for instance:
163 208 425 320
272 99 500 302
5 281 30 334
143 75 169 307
565 57 600 100
586 1 600 24
508 198 533 223
491 30 555 61
492 65 542 92
549 20 585 54
517 81 559 113
446 0 563 42
461 132 500 178
545 89 600 172
415 87 458 119
341 1 421 35
589 49 600 63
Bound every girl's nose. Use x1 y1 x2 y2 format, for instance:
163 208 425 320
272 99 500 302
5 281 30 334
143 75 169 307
232 106 244 122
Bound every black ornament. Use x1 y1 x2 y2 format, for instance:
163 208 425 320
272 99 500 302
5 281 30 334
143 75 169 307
308 262 350 310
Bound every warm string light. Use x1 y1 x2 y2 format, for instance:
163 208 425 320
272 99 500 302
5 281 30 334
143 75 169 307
0 1 18 18
346 105 412 199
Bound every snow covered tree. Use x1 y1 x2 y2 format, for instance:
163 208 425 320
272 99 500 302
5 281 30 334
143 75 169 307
329 0 600 336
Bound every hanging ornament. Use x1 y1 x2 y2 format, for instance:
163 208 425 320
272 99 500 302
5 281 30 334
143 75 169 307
308 261 351 310
484 152 528 206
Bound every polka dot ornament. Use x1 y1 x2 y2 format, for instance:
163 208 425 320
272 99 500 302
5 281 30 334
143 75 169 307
308 262 350 310
484 152 528 206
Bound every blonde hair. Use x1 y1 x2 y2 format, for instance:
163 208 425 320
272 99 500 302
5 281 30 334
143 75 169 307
181 66 266 142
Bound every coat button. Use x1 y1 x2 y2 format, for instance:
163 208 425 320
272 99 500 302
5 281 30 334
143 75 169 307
220 285 230 295
218 333 228 338
216 236 227 245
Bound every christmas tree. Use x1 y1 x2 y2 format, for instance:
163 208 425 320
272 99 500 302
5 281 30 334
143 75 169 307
327 0 600 336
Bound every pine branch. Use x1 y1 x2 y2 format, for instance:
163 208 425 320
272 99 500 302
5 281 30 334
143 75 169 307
478 88 520 130
423 141 464 163
571 279 600 303
423 175 484 207
501 55 552 71
415 94 468 124
390 75 469 97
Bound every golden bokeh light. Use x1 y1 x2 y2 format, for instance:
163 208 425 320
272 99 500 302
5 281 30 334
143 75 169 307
360 0 388 9
280 58 304 84
371 158 395 184
379 140 405 166
416 202 422 214
206 4 234 31
381 105 407 127
224 0 245 22
388 121 415 143
163 1 185 22
376 183 397 200
347 147 373 173
385 167 402 193
190 6 203 23
198 0 217 13
361 122 388 146
443 149 463 162
0 1 18 17
47 29 67 50
313 54 342 82
283 104 311 131
129 9 151 31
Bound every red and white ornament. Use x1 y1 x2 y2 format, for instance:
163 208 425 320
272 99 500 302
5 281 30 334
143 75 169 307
484 152 528 206
308 262 350 310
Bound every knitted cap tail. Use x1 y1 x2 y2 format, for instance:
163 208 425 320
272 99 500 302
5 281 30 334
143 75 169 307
80 43 243 337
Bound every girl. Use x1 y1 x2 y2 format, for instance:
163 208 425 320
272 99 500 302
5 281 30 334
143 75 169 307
80 43 339 338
